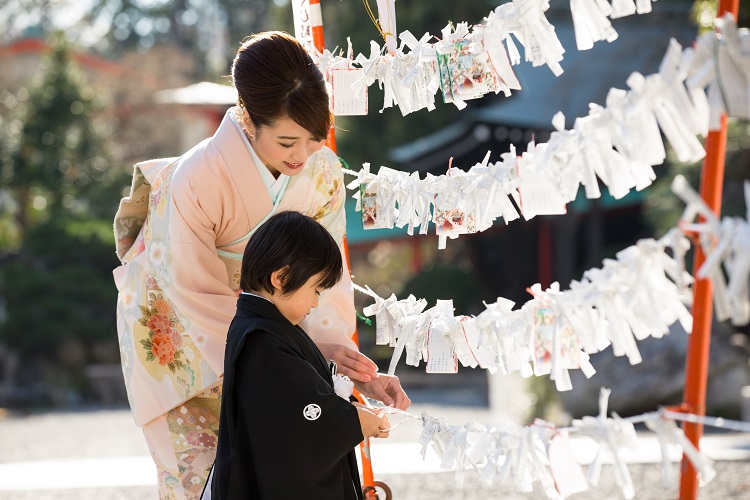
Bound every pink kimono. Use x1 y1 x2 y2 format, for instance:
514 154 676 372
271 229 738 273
113 108 356 499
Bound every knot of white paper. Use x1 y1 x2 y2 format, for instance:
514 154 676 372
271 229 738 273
351 224 694 388
332 373 354 400
572 388 638 499
644 412 716 488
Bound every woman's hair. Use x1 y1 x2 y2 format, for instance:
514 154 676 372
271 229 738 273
240 211 342 295
232 31 331 142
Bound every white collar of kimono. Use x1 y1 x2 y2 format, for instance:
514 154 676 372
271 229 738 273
240 291 274 304
230 112 288 202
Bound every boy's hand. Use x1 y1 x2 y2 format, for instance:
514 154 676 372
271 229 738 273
355 406 390 439
317 343 378 382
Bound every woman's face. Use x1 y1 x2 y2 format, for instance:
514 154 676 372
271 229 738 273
250 115 326 178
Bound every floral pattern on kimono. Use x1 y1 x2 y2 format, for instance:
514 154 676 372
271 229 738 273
113 108 355 427
308 151 343 221
164 384 221 497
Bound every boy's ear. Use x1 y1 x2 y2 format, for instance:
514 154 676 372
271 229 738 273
269 267 289 294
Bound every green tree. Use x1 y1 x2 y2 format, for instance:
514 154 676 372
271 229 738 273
0 0 269 79
79 0 268 78
0 35 127 403
692 0 750 32
1 35 123 244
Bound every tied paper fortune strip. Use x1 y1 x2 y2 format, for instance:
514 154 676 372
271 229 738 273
686 14 750 130
344 24 746 248
346 150 522 249
353 228 694 390
307 0 661 116
572 388 638 499
672 175 750 327
374 388 731 499
352 177 750 386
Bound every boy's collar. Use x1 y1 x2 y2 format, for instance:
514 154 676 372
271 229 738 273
240 291 273 304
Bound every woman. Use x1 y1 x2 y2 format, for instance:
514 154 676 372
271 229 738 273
113 31 409 500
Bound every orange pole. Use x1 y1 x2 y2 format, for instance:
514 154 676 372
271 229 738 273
678 2 738 498
304 1 378 496
308 0 337 151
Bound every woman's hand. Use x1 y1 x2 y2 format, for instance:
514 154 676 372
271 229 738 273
355 405 390 439
354 374 411 410
317 343 378 382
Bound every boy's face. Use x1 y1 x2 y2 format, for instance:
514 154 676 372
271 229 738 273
273 272 324 325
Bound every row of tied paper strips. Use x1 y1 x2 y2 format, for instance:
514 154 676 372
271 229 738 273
354 176 750 391
344 15 750 249
316 0 664 116
375 388 745 499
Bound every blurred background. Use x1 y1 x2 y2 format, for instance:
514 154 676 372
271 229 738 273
1 0 750 433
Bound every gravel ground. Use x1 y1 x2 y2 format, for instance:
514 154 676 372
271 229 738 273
377 462 750 499
2 406 749 499
1 463 749 499
2 373 749 499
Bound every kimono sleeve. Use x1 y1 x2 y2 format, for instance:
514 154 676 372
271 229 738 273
238 334 363 492
144 157 237 377
301 149 358 349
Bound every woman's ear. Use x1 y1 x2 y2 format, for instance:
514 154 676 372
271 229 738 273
269 267 289 294
240 108 256 139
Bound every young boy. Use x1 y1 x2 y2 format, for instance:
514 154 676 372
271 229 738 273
207 211 389 500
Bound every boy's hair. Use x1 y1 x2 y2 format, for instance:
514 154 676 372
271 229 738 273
240 211 343 295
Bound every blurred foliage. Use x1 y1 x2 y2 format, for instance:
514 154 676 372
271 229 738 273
0 34 127 241
691 0 750 32
0 214 119 356
0 0 269 79
80 0 268 77
526 375 561 422
0 36 127 403
0 0 61 41
400 264 485 316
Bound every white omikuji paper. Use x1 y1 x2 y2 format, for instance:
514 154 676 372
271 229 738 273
344 16 750 248
337 12 747 499
305 0 664 116
516 160 567 219
357 227 695 391
290 0 315 53
331 68 368 115
687 14 750 129
354 174 750 391
425 301 459 374
671 174 750 327
400 387 721 499
375 0 398 55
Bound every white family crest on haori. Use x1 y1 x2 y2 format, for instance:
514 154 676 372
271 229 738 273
303 403 322 421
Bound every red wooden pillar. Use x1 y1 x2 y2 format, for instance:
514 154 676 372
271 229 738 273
679 2 738 498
